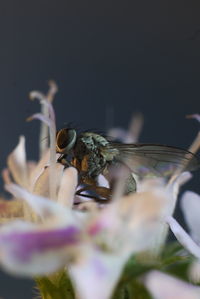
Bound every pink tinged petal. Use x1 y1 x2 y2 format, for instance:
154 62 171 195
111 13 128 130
39 81 58 157
28 105 57 200
29 86 56 157
29 150 50 191
89 181 171 254
29 87 56 124
2 168 12 184
0 222 80 276
166 216 200 259
144 270 200 299
27 113 51 127
57 167 78 207
7 136 28 188
46 80 58 102
33 163 64 198
70 249 128 299
181 191 200 244
5 184 70 223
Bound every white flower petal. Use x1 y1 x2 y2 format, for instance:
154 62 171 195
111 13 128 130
89 181 171 255
144 270 200 299
5 184 72 225
70 247 127 299
181 191 200 244
29 149 50 191
7 136 28 188
167 172 192 215
57 167 78 207
30 94 57 200
33 163 64 198
166 216 200 259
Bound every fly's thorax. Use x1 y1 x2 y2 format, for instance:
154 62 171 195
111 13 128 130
73 132 109 178
80 132 109 148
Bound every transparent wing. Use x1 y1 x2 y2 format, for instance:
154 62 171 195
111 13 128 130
107 143 200 179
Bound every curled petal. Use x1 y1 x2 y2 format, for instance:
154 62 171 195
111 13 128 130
166 216 200 259
0 221 80 276
46 80 58 102
181 191 200 244
144 270 200 299
30 82 57 156
27 113 51 127
29 91 46 102
28 101 57 199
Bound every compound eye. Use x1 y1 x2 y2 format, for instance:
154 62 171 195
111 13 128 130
56 128 77 154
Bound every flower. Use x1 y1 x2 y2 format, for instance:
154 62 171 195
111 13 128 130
144 270 200 299
0 82 200 299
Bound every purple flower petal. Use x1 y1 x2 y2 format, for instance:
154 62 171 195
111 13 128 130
0 225 80 262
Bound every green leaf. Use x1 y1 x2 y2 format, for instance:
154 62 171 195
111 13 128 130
35 270 75 299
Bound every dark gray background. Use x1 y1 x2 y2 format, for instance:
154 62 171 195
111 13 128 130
0 1 200 298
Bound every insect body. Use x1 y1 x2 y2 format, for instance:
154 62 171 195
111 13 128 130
56 128 200 201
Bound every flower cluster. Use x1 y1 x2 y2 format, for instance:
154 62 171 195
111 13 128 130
0 82 200 299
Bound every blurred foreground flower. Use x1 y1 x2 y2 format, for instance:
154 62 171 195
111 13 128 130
0 82 200 299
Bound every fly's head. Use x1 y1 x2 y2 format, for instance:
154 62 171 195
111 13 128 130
56 128 77 164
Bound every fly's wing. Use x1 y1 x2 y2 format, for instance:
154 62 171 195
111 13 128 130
106 143 200 179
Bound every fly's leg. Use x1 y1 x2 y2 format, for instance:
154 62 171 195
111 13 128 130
76 185 112 203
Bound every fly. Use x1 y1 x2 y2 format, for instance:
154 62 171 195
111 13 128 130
56 128 200 202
